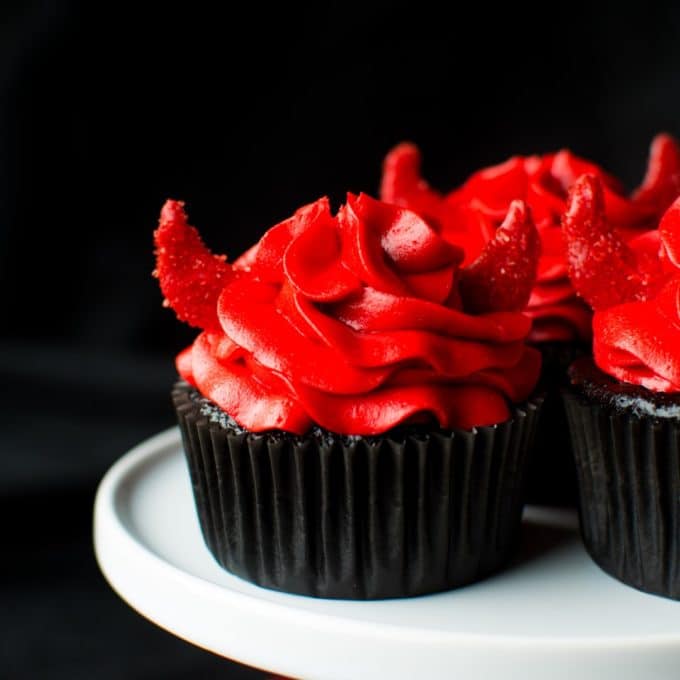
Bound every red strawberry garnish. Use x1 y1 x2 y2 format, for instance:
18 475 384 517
154 200 232 331
459 200 540 314
562 175 663 310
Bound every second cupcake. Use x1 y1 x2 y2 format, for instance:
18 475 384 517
380 135 680 506
562 174 680 599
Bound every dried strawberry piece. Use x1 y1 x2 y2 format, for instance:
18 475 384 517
154 200 232 331
633 133 680 214
459 200 540 314
562 175 662 310
659 196 680 269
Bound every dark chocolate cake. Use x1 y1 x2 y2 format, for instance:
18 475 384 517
569 356 680 419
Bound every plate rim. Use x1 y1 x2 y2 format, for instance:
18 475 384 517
93 426 680 662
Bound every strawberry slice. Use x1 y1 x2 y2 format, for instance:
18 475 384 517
154 200 232 331
459 200 539 314
562 175 662 310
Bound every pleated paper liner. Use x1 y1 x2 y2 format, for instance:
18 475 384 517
524 341 589 507
172 381 542 600
563 388 680 600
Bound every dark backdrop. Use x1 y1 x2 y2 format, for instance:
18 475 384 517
2 1 680 678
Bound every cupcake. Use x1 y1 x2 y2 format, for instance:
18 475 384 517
154 192 542 599
381 135 680 505
562 173 680 599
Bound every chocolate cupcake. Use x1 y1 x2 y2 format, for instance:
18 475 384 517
380 134 680 506
562 173 680 599
154 192 543 599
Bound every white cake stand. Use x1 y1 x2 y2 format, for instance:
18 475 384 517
94 428 680 680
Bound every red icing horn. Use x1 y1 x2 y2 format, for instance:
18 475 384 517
660 196 680 269
153 200 233 331
632 133 680 213
459 200 540 314
381 142 425 203
562 175 664 310
380 142 445 225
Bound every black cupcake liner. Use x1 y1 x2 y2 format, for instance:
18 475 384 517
172 381 542 599
563 387 680 600
525 342 589 506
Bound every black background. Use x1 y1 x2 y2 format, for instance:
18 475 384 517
2 1 680 678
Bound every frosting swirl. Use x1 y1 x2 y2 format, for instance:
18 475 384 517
594 279 680 392
563 175 680 393
381 135 680 343
156 194 541 434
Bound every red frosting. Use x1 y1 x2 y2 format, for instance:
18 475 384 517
563 174 680 393
594 279 680 392
380 135 680 343
155 194 541 434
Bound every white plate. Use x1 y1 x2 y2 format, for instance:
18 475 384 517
94 428 680 680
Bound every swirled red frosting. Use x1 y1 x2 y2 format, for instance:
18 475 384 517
563 174 680 393
381 134 680 343
155 194 541 434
